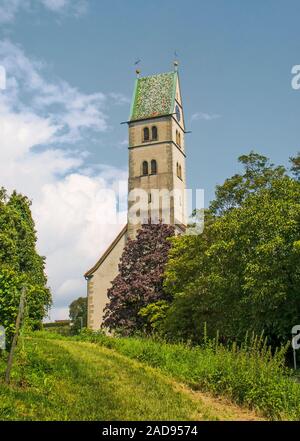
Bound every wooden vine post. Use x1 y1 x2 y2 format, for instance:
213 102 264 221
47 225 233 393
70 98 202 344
5 286 26 384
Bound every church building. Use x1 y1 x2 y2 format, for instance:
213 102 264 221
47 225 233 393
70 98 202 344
85 64 187 330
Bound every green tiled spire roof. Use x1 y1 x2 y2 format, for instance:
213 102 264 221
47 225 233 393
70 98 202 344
130 71 177 121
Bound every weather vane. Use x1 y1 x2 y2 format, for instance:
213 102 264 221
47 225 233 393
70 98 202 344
134 58 141 77
173 50 179 71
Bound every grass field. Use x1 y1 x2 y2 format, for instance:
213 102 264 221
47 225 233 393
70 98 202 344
0 336 262 421
73 331 300 420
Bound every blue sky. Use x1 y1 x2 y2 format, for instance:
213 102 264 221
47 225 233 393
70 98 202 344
0 0 299 318
6 0 300 197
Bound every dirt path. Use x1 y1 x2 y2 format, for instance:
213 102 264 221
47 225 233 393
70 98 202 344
0 338 264 421
57 339 264 421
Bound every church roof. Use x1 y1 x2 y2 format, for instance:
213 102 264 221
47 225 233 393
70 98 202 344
84 224 128 278
129 71 177 121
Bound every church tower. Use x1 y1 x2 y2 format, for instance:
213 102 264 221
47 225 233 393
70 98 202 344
85 66 187 330
127 67 187 238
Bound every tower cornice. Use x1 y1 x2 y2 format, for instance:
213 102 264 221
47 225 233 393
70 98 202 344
128 140 186 157
123 114 187 133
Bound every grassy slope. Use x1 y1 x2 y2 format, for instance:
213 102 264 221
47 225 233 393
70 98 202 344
0 337 261 421
74 332 300 420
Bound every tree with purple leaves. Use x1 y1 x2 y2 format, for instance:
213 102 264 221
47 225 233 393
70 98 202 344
103 223 175 335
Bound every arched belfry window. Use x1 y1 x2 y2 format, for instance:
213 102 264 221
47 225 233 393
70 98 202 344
176 130 181 147
142 161 149 175
179 165 182 179
151 159 157 175
143 127 150 142
177 162 182 180
152 126 158 141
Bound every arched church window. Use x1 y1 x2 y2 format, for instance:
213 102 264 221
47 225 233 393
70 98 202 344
176 130 178 145
152 126 158 141
177 162 182 180
142 161 149 175
178 132 181 147
151 159 157 175
143 127 150 142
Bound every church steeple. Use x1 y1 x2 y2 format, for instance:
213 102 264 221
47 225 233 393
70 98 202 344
130 71 179 121
127 70 187 239
85 67 188 331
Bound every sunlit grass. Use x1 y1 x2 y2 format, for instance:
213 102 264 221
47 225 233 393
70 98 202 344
0 337 237 421
71 330 300 420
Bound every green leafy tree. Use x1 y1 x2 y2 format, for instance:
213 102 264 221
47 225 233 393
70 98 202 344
138 300 170 334
290 152 300 180
210 151 286 215
69 297 87 334
0 188 51 345
164 153 300 346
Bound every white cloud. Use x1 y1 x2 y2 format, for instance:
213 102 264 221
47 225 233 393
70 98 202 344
51 307 69 320
0 40 108 143
109 92 131 106
0 0 87 23
0 0 22 24
41 0 70 11
191 112 221 122
0 40 127 320
117 138 128 149
41 0 88 16
35 173 127 321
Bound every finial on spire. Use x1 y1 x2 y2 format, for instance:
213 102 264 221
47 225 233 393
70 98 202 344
173 50 179 71
134 58 141 77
